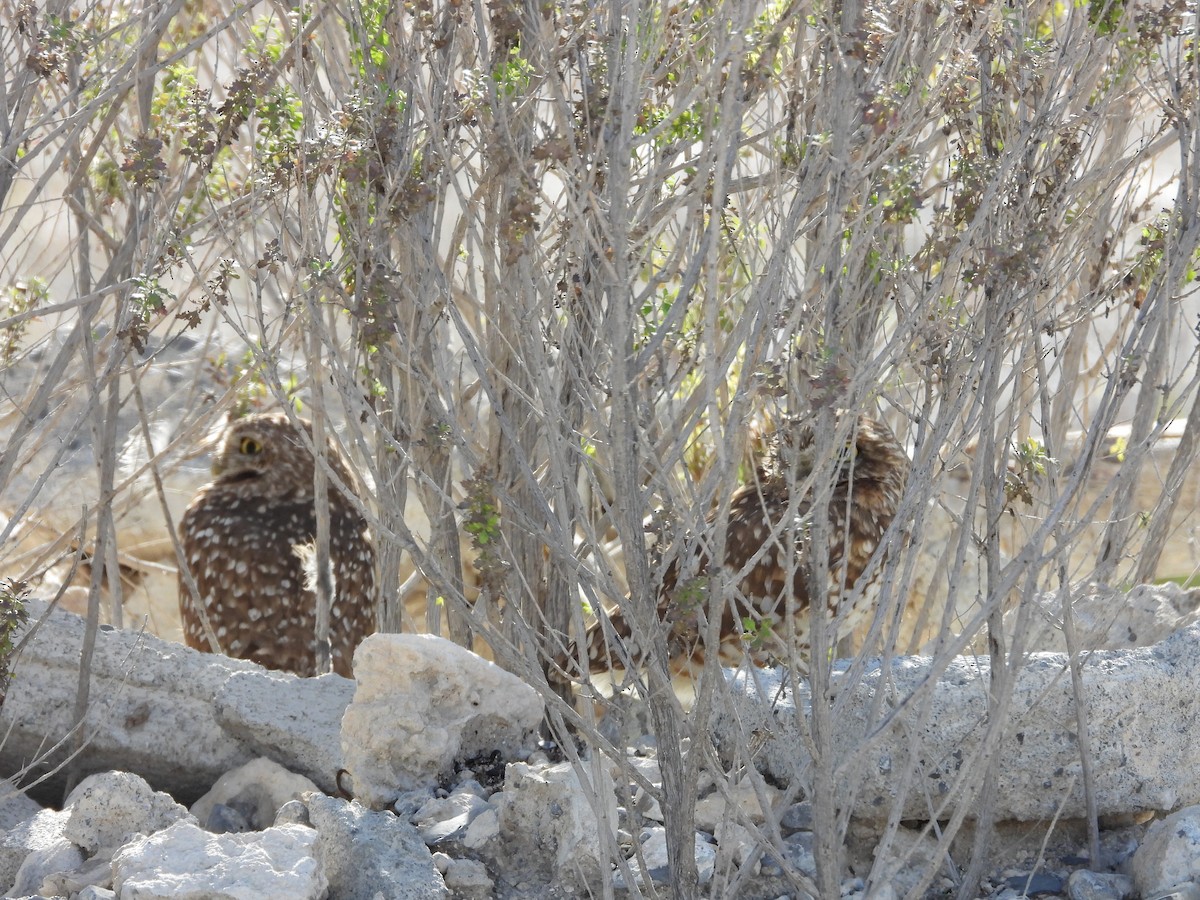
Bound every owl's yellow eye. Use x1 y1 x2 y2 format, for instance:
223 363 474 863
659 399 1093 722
239 437 263 456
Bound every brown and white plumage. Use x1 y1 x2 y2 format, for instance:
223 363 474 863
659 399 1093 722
571 414 909 679
177 412 378 677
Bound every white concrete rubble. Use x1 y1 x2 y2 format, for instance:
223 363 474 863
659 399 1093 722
110 820 327 900
443 856 493 898
2 598 352 804
9 583 1200 896
715 622 1200 822
213 670 353 793
4 772 195 897
0 599 260 801
340 633 544 805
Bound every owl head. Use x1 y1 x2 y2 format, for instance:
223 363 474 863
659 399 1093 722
764 412 908 495
211 411 356 501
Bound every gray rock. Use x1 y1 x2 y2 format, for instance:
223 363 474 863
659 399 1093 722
847 884 895 900
614 827 716 888
1098 826 1143 870
63 771 193 855
110 820 327 900
494 760 618 888
760 831 816 878
76 887 117 900
201 802 253 833
413 787 493 846
302 792 450 899
213 671 353 793
714 820 759 870
394 788 438 819
444 857 494 899
596 689 657 749
0 599 259 801
340 634 544 805
0 808 69 896
8 837 84 898
612 754 661 787
626 783 664 823
778 800 813 832
37 857 112 897
1067 869 1135 900
1132 805 1200 896
190 757 319 832
463 808 500 851
612 754 664 822
274 798 312 828
715 622 1200 822
693 778 779 831
869 826 947 896
0 784 40 831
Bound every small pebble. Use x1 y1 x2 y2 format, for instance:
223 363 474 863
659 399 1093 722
203 802 250 834
273 799 309 827
760 831 816 878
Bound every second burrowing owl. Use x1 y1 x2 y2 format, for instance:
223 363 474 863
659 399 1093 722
178 411 378 677
569 413 910 680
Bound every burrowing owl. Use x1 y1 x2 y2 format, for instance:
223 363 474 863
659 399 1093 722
178 412 378 677
568 414 909 679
